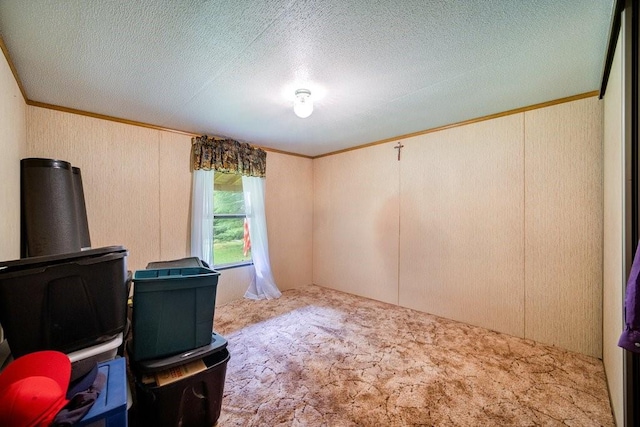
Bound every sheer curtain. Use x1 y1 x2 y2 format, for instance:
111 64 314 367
190 169 215 267
242 175 281 300
190 135 279 299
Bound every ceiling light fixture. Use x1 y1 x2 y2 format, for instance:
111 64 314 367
293 89 313 118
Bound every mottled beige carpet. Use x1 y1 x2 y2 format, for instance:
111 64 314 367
213 285 614 426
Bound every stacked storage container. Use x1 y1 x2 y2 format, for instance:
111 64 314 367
3 157 129 377
0 246 130 379
0 158 130 425
129 258 228 427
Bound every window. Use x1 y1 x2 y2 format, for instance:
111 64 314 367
213 171 251 267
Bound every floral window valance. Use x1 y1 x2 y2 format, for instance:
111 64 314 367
191 135 266 177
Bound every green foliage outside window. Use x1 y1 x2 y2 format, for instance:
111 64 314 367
213 190 245 215
213 172 251 265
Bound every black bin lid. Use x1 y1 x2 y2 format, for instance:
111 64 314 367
0 245 128 274
146 257 207 269
131 332 228 373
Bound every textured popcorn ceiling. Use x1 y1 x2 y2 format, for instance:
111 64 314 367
0 1 613 157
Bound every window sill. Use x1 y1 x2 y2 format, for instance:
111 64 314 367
213 261 253 271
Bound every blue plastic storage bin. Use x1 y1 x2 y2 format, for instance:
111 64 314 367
77 357 128 427
131 267 220 361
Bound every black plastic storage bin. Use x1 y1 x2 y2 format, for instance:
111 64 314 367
134 335 229 427
131 266 220 361
71 166 91 249
131 332 228 373
21 158 83 257
146 257 206 269
0 246 128 358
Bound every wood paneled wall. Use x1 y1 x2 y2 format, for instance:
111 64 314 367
313 142 400 304
0 49 26 261
26 107 162 271
159 131 192 261
524 98 603 357
313 97 603 357
399 114 525 338
266 152 314 295
25 106 313 303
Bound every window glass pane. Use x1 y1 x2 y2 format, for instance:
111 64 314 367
213 217 251 265
214 172 245 214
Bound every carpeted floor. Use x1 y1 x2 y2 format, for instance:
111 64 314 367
213 285 614 426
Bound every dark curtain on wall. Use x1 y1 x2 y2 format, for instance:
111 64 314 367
191 135 267 177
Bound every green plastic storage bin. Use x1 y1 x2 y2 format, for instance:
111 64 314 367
132 267 220 361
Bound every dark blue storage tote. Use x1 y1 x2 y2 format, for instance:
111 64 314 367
131 267 220 361
77 357 128 427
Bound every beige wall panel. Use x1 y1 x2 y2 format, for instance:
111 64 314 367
216 266 254 305
159 132 192 262
0 51 26 261
26 107 161 271
524 97 603 358
398 115 525 337
313 142 399 304
602 34 624 426
265 152 313 291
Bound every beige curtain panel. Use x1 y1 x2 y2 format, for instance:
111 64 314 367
191 135 267 177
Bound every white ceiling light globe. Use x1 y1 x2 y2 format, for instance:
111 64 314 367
294 89 313 118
